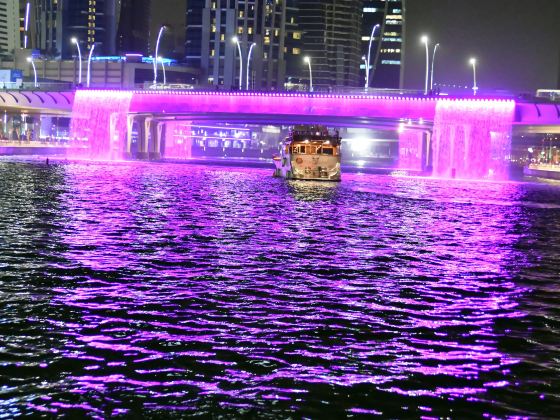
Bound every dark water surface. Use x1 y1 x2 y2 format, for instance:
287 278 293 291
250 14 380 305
1 159 559 418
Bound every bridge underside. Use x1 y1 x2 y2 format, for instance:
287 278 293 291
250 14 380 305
131 112 433 129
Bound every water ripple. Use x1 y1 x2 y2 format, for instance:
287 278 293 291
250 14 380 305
0 160 559 417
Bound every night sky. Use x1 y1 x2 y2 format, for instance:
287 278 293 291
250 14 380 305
404 0 560 93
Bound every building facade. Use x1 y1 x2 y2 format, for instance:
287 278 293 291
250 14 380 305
60 0 119 58
0 0 21 57
117 0 151 55
23 0 61 57
362 0 405 89
186 0 287 90
298 0 363 90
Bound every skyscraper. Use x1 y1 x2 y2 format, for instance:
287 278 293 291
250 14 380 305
0 0 21 57
284 0 304 87
298 0 363 89
117 0 151 55
60 0 119 58
362 0 405 88
186 0 287 90
24 0 61 57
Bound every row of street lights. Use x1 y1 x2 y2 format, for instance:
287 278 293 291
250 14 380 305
233 36 315 92
28 27 170 89
421 35 478 96
27 27 477 95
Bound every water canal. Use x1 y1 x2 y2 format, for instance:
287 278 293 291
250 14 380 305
0 159 559 417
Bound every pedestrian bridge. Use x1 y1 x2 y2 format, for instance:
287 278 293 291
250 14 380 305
4 89 560 179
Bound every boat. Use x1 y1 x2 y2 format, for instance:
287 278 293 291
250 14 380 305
273 125 342 181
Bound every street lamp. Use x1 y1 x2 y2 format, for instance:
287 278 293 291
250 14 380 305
232 36 243 90
153 26 166 85
421 35 429 95
304 56 313 93
246 42 256 90
24 2 30 48
158 57 167 86
430 43 440 91
71 37 82 85
87 44 95 88
362 55 368 89
365 23 380 89
27 57 37 88
470 57 478 96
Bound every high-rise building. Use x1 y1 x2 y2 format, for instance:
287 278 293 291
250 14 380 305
362 0 405 88
24 0 61 57
116 0 186 59
186 0 287 90
0 0 21 57
60 0 119 58
284 0 304 88
117 0 151 55
298 0 363 89
17 0 120 58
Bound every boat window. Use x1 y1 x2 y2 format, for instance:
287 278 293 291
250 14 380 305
322 147 334 155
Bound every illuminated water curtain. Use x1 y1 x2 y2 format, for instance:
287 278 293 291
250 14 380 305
69 90 515 179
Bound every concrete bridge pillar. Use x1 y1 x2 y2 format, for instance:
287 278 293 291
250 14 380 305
125 114 136 159
135 116 152 160
148 122 164 160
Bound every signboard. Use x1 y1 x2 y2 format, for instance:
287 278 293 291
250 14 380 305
11 70 23 82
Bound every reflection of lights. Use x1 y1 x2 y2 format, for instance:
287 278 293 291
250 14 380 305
528 148 534 153
398 123 405 134
356 160 366 167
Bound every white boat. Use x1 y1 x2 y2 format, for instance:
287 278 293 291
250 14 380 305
273 125 341 181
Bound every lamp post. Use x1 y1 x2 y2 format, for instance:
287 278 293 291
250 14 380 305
71 37 82 85
153 26 166 85
470 57 478 96
27 57 37 88
246 42 256 90
24 2 30 48
87 44 95 88
159 57 167 86
362 55 368 89
232 36 243 90
365 23 380 89
421 35 429 95
304 56 313 93
430 43 439 91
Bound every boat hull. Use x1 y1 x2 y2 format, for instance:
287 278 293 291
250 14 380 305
274 154 341 181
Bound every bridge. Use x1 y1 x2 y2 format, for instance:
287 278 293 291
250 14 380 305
2 89 560 179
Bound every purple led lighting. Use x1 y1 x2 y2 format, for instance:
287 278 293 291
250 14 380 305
16 162 533 417
69 90 134 160
69 90 516 180
431 99 515 180
125 90 437 120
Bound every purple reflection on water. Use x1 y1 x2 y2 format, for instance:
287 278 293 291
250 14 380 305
9 162 538 417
